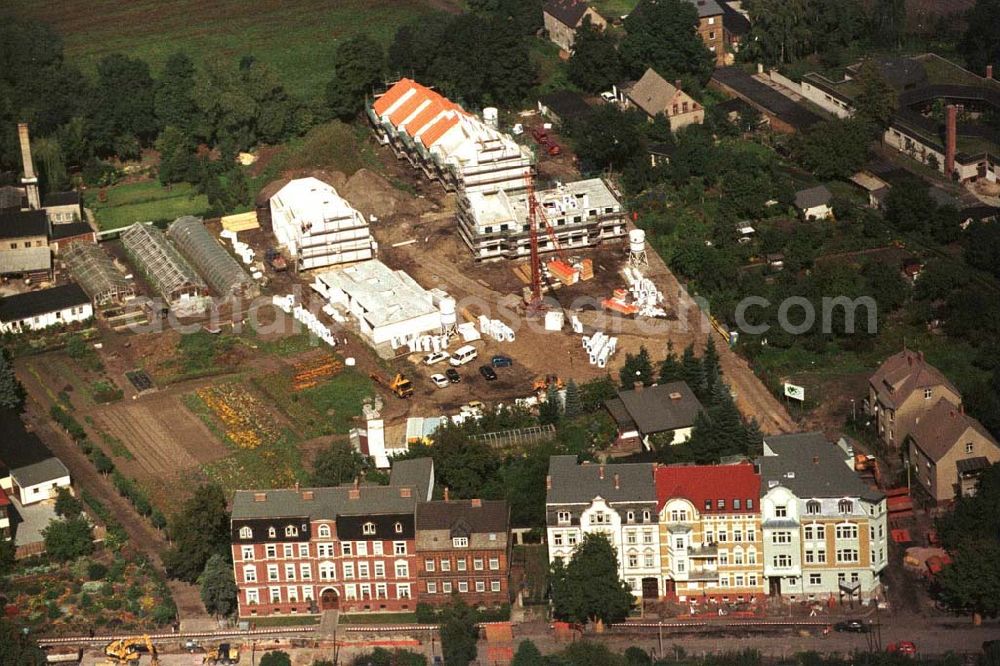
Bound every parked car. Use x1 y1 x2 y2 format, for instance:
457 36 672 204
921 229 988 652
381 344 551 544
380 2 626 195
887 642 917 656
491 354 513 368
430 373 450 389
479 365 498 381
547 143 562 156
446 368 461 383
834 620 869 633
531 128 549 145
600 91 616 103
423 351 450 366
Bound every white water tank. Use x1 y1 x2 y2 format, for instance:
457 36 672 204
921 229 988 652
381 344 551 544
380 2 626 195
629 228 646 253
440 296 457 327
483 107 499 129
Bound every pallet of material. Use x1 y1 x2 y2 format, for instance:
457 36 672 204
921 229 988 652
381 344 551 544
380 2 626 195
512 263 532 285
221 211 260 232
547 259 579 285
576 258 594 281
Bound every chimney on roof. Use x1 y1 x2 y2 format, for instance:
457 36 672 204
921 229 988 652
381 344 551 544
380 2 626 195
599 465 605 480
988 64 994 80
471 498 482 508
613 473 620 490
546 475 552 490
400 487 412 498
253 492 267 503
444 487 450 502
302 490 314 501
675 79 683 91
354 477 360 489
633 381 643 392
813 455 819 465
945 104 957 175
349 488 360 500
294 481 300 492
669 392 682 401
17 124 40 211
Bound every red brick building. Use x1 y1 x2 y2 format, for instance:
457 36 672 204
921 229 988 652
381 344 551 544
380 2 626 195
230 459 434 617
415 498 511 608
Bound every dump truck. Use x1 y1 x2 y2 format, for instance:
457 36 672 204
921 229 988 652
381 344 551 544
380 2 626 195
203 644 240 665
370 372 414 399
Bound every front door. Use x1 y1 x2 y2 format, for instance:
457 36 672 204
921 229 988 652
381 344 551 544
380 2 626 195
320 588 339 610
642 577 659 599
768 577 782 596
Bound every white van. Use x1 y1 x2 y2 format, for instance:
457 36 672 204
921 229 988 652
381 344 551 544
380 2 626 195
449 345 478 366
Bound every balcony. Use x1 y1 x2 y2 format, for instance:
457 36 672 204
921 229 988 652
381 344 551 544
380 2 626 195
688 567 719 582
687 544 718 559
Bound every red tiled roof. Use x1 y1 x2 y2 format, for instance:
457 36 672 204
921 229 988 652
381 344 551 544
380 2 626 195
405 99 451 137
373 78 417 116
388 91 428 126
418 115 460 148
655 462 760 513
0 491 10 506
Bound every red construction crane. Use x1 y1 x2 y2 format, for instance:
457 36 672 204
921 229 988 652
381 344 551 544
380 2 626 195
526 174 567 309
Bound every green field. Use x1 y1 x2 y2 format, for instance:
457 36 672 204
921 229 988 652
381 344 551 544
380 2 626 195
85 181 209 230
591 0 637 18
9 0 462 100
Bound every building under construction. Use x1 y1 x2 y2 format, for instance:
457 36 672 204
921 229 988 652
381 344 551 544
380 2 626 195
167 216 258 299
457 178 627 260
121 223 208 315
62 242 135 313
368 79 533 196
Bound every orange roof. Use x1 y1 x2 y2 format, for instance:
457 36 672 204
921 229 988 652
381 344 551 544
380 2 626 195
405 99 450 137
389 90 429 126
418 115 460 148
373 78 417 116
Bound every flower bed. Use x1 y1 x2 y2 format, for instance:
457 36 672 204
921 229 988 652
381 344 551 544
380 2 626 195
196 383 280 449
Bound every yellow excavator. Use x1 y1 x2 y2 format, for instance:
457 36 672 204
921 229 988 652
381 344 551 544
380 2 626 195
370 372 414 398
203 644 240 665
104 636 158 666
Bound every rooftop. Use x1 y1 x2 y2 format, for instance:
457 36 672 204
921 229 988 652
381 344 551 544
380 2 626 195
609 381 703 436
795 185 832 209
539 89 594 121
49 221 94 241
416 499 509 533
0 283 89 324
850 171 890 193
11 457 69 487
711 67 824 131
627 68 681 118
0 408 55 473
655 462 760 513
42 191 81 208
684 0 724 18
270 177 366 227
543 0 593 27
909 399 998 463
547 455 656 505
0 246 51 274
760 432 883 502
869 349 959 410
464 178 619 228
313 260 439 329
0 209 48 238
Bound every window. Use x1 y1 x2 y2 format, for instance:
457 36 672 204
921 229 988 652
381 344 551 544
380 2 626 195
425 559 436 572
704 500 712 511
628 552 638 568
772 531 792 544
644 552 655 568
441 560 451 572
239 526 253 539
476 581 486 593
395 522 404 534
675 537 684 549
285 525 298 537
816 550 826 563
452 537 469 548
733 529 743 542
733 499 741 511
718 576 729 587
567 533 577 546
267 565 279 581
243 565 258 582
809 573 822 586
374 561 385 578
303 587 314 602
966 442 974 454
837 549 859 564
717 499 725 509
395 561 409 578
838 500 853 514
241 546 254 561
474 558 484 571
442 582 452 593
733 549 744 565
718 530 727 543
344 585 357 600
270 588 281 603
363 522 376 535
491 581 501 592
300 564 312 580
626 531 637 545
676 560 685 573
317 543 334 558
285 564 296 580
268 527 276 538
397 583 411 599
924 388 933 400
719 550 729 565
299 543 309 558
357 542 368 557
775 505 787 518
283 544 293 558
489 558 500 570
747 499 754 510
805 550 815 564
373 542 384 556
342 543 353 556
319 562 336 580
592 511 608 524
643 510 651 522
427 582 438 594
376 583 387 599
553 533 563 547
358 562 369 578
806 500 821 515
557 511 571 525
457 559 467 571
246 589 259 604
458 581 469 593
643 531 653 545
627 511 635 522
835 524 858 540
394 542 407 555
747 549 757 565
318 524 331 539
773 554 792 568
343 563 355 580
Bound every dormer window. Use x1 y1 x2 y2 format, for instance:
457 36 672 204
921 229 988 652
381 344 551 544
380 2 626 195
746 499 753 510
924 388 932 400
557 511 571 525
363 522 376 536
452 537 469 548
838 499 854 514
774 505 787 518
806 500 821 515
395 522 404 534
626 511 635 523
318 524 331 539
285 525 298 537
704 500 712 511
642 510 651 522
239 526 253 539
268 527 276 538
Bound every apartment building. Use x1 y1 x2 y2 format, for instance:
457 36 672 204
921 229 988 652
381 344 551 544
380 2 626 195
655 463 765 602
456 178 626 260
230 459 434 617
545 455 661 599
759 433 888 602
415 498 511 607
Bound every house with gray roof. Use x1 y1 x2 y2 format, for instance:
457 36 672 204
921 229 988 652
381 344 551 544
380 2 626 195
757 433 887 601
794 185 833 220
605 380 704 449
543 0 607 52
0 408 72 507
545 455 662 598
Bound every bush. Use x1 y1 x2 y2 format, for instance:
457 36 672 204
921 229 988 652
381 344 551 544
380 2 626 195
87 562 108 580
151 603 176 625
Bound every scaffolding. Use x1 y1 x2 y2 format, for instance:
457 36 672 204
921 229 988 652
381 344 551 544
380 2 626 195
62 242 134 309
120 223 207 307
167 216 257 299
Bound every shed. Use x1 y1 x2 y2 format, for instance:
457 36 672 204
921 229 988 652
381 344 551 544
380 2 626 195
167 216 257 299
537 90 593 125
794 185 833 220
63 242 135 309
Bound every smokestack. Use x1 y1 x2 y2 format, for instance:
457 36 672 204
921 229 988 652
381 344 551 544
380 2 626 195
598 465 605 480
444 487 450 502
17 123 40 210
945 104 957 176
613 473 620 490
988 65 994 80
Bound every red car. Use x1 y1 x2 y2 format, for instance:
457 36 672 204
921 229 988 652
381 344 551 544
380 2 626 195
531 128 549 145
887 642 917 656
547 143 562 156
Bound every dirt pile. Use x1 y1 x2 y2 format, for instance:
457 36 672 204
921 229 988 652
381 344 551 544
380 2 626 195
341 168 433 221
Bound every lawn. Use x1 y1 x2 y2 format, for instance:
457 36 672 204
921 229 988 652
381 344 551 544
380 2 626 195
84 181 209 231
253 368 373 438
590 0 636 18
9 0 462 101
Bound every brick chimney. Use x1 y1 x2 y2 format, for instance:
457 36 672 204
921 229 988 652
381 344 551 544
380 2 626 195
945 104 957 175
471 498 482 508
598 465 605 480
988 64 994 80
546 475 552 490
613 473 620 490
17 123 40 210
633 381 643 392
302 490 314 501
444 487 450 502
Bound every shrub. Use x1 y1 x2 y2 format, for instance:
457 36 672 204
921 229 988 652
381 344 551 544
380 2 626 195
87 562 108 580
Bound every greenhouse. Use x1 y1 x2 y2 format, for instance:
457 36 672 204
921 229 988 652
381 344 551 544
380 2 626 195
62 242 135 310
167 216 257 299
120 223 208 313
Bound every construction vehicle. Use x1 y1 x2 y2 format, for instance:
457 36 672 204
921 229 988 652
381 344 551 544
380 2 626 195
104 636 158 666
370 372 414 399
203 644 240 665
265 248 287 272
532 374 565 394
854 453 883 488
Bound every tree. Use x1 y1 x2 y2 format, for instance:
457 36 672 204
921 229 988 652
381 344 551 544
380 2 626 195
701 336 721 397
349 649 427 666
200 553 238 617
743 0 811 64
563 379 583 419
551 533 633 624
32 136 69 194
659 341 683 383
439 599 479 666
539 383 563 425
259 652 291 666
959 0 1000 75
935 539 1000 620
567 18 622 93
87 53 158 156
621 0 714 84
326 36 386 121
0 347 26 411
0 538 15 577
162 483 231 582
311 440 365 487
42 516 94 561
156 126 198 185
0 617 46 666
155 52 198 131
792 118 872 180
54 487 83 519
579 375 618 413
511 641 545 666
681 343 705 397
871 0 906 49
619 346 654 388
853 58 897 132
